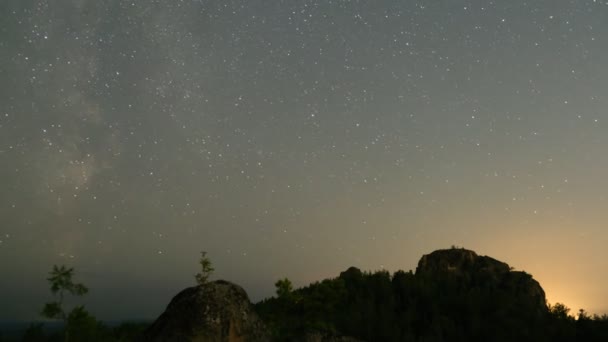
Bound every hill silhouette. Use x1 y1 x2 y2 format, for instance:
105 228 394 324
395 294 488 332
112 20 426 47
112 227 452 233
8 248 608 341
254 248 608 341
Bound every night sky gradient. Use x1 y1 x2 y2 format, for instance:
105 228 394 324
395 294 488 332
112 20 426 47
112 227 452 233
1 0 608 320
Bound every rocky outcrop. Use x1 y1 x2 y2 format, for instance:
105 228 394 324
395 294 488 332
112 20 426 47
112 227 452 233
143 280 270 342
416 248 510 276
416 248 547 315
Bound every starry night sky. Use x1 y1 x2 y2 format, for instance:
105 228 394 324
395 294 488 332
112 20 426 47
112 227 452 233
1 0 608 321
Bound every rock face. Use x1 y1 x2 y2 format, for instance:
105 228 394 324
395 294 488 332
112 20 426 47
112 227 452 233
416 248 547 315
416 248 510 275
143 280 270 342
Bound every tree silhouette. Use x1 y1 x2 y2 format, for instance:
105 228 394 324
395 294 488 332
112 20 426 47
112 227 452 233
549 302 573 320
41 265 89 342
195 251 215 285
275 278 293 299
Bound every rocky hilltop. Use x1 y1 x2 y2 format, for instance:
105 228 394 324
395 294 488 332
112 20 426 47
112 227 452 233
417 248 510 275
142 280 270 342
416 248 547 314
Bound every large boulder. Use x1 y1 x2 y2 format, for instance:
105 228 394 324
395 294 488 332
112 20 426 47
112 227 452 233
143 280 270 342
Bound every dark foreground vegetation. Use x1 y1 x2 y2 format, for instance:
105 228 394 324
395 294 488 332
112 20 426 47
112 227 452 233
257 267 608 341
4 248 608 341
11 321 148 342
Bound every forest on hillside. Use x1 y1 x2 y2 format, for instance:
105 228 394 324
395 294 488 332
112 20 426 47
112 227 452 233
5 249 608 342
256 267 608 341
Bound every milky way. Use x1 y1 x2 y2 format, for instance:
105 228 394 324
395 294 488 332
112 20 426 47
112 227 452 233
1 0 608 320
